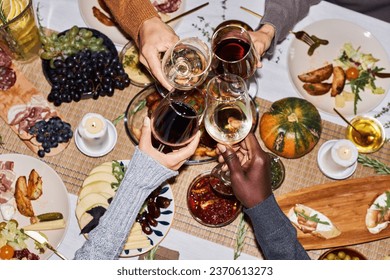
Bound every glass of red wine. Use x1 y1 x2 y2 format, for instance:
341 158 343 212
151 87 207 150
161 37 212 91
211 24 259 96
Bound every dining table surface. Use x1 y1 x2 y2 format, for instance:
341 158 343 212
1 0 389 260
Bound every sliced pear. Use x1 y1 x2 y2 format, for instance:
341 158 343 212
76 193 110 220
82 171 118 187
79 181 116 200
89 164 113 175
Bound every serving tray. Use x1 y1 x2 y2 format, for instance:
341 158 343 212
276 175 390 250
0 66 69 156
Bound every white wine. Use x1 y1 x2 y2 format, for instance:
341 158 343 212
204 103 252 145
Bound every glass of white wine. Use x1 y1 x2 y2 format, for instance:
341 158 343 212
204 73 253 195
161 37 212 91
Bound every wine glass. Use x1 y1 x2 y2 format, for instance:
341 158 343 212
211 24 259 96
151 87 207 149
161 37 212 91
204 74 253 195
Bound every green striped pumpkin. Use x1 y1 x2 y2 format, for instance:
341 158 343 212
260 97 322 159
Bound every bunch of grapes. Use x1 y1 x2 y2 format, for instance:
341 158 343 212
47 49 130 106
29 117 73 158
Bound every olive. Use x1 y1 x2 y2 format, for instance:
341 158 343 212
156 196 171 209
140 220 153 235
337 251 346 259
326 253 336 260
147 201 161 219
146 213 158 227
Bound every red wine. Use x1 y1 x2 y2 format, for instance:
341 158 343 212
152 101 199 147
212 38 256 79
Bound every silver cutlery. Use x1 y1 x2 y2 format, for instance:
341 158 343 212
22 229 67 260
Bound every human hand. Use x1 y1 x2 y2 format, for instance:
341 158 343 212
138 17 179 90
249 24 275 68
138 117 200 170
216 133 272 208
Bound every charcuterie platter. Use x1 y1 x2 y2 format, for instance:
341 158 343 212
277 176 390 250
0 64 71 157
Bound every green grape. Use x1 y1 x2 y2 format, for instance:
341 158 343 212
40 51 55 60
68 26 79 38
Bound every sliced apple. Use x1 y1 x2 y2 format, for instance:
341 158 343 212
82 171 118 187
76 192 110 220
89 163 113 175
78 212 94 231
79 181 116 200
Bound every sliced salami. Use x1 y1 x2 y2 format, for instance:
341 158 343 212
0 67 16 90
152 0 182 14
0 48 12 68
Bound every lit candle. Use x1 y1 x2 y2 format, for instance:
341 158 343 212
78 113 108 150
331 139 358 168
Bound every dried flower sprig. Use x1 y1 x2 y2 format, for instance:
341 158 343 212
374 102 390 119
358 154 390 175
144 245 158 260
233 212 247 260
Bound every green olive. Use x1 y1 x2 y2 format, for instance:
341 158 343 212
326 253 336 260
337 251 346 259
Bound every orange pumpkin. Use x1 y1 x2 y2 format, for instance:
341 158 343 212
260 97 322 159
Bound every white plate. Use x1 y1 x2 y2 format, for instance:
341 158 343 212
77 160 174 258
317 140 357 180
288 19 390 117
75 119 118 157
78 0 186 48
0 154 70 260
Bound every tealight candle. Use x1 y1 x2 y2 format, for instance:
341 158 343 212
331 139 358 168
77 113 108 151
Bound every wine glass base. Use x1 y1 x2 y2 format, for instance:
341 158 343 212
210 163 234 196
247 75 259 98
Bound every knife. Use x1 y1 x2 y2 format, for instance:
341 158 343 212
22 230 67 260
165 2 209 24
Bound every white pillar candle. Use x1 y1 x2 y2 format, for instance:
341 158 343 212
78 113 108 150
331 139 358 168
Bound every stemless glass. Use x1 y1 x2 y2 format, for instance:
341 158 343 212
151 87 207 149
161 37 212 91
204 74 253 194
211 24 258 80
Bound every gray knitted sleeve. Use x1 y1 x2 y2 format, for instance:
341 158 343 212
74 147 178 259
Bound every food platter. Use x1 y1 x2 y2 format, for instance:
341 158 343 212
288 19 390 117
124 84 259 165
78 0 187 47
76 160 174 257
0 154 70 260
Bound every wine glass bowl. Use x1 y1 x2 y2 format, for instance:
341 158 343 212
151 87 207 148
211 24 258 80
161 37 212 90
204 74 253 146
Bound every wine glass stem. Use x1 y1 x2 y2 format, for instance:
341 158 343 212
157 143 165 152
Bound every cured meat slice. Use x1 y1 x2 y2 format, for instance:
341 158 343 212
0 67 16 90
152 0 182 13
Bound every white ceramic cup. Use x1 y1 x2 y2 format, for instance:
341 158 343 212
77 113 108 151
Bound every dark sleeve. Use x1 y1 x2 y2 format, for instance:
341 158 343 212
244 194 310 260
260 0 322 54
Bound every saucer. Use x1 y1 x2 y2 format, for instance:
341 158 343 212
317 140 357 180
75 119 118 157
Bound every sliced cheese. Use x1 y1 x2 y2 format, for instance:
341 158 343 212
79 181 116 200
22 218 66 231
82 171 118 187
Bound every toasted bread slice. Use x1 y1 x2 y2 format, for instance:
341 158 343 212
27 169 43 200
331 66 346 96
365 191 390 234
298 64 333 83
288 204 341 239
303 83 332 95
15 176 35 217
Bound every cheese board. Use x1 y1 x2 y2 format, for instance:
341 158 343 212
0 66 70 156
276 176 390 250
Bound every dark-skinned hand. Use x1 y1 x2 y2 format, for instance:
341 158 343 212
216 133 272 208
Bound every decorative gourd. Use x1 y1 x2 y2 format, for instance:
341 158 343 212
260 97 322 159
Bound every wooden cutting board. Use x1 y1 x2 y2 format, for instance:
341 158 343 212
276 175 390 250
0 66 69 156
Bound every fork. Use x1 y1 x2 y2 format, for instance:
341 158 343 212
291 31 316 46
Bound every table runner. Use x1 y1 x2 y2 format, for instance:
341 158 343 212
0 56 389 260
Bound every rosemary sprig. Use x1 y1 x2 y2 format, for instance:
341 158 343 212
0 0 8 25
144 245 158 260
358 154 390 175
233 212 247 260
112 113 125 126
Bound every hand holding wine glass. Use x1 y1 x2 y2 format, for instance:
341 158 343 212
204 74 253 195
151 88 207 150
161 37 212 91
